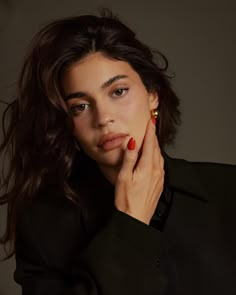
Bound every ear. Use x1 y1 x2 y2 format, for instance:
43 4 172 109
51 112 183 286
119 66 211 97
148 90 159 109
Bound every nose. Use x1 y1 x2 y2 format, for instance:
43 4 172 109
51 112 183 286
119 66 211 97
94 101 114 128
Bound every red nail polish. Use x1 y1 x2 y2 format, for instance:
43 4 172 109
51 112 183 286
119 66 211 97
152 117 156 125
127 138 136 150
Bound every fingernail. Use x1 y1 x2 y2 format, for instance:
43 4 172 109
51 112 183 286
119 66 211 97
152 117 156 125
127 137 136 150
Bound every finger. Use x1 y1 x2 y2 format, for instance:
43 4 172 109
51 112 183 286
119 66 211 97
137 119 156 170
153 134 162 162
153 145 164 172
154 129 161 152
153 147 165 193
153 143 160 170
118 137 139 179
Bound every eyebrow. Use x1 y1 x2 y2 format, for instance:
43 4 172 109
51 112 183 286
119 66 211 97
64 74 128 101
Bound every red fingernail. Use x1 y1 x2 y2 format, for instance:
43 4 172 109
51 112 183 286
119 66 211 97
152 117 156 125
127 138 136 150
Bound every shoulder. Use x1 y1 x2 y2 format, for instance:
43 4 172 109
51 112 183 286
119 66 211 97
164 151 236 177
163 152 236 201
15 187 87 272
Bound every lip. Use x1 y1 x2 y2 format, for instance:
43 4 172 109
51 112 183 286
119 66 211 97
98 133 128 150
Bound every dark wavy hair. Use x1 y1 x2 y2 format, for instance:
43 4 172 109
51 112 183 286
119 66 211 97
0 10 181 260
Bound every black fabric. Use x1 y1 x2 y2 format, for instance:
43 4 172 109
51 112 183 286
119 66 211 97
14 153 236 294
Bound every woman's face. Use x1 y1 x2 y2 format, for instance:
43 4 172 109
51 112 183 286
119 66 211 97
62 52 158 169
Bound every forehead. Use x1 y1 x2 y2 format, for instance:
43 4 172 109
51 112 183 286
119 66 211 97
62 52 142 91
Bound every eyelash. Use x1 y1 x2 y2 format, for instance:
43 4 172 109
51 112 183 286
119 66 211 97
69 104 90 116
69 87 129 116
111 87 129 97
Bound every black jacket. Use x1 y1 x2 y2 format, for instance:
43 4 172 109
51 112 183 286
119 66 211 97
14 153 236 294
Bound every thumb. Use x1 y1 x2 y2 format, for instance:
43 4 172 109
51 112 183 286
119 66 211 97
119 138 138 176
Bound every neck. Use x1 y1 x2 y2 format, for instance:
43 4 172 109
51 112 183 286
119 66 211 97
98 164 121 186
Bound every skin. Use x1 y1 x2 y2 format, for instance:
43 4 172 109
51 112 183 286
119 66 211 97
62 52 164 224
63 52 158 180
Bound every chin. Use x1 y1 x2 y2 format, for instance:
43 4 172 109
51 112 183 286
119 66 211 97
96 149 125 168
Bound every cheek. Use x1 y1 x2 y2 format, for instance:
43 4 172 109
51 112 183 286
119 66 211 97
124 95 151 149
125 93 151 126
124 90 151 115
72 119 90 144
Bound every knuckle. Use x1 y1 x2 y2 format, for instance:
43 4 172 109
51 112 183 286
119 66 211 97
126 150 138 162
153 169 161 180
117 171 127 182
153 167 165 183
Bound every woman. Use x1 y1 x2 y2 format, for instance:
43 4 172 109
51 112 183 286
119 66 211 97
0 11 235 295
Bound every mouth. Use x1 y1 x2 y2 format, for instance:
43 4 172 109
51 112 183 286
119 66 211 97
98 133 128 151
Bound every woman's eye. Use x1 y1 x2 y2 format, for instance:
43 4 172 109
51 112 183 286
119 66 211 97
70 104 90 115
112 88 129 97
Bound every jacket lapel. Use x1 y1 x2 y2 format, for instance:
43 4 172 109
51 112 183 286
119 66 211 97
162 151 208 202
151 152 208 231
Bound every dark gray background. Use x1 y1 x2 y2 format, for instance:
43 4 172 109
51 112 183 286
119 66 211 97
0 0 235 294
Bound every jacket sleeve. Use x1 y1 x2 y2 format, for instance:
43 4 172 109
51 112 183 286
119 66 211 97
14 194 167 295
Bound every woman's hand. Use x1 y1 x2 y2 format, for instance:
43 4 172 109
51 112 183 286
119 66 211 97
114 119 165 225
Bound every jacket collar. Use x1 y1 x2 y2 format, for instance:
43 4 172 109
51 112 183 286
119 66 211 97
73 151 208 202
162 151 208 202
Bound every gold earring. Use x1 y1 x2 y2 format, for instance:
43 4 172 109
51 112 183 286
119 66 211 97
151 108 159 119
